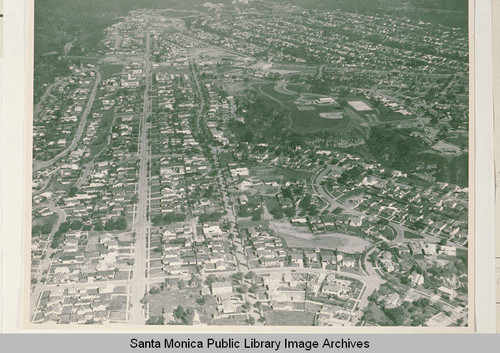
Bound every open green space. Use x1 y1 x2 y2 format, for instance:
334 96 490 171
100 63 123 80
280 167 314 181
286 83 313 94
264 310 315 326
404 231 424 239
380 225 397 241
288 104 350 132
259 83 298 102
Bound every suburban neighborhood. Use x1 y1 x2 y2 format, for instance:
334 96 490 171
31 0 469 327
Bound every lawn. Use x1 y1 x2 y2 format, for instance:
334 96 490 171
148 286 202 318
259 83 298 103
286 83 313 94
288 104 350 133
376 104 414 122
264 310 315 326
100 63 123 80
404 231 424 239
280 167 314 181
381 225 397 241
256 83 351 133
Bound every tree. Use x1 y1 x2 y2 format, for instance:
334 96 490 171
205 274 217 287
146 315 164 325
104 219 115 231
246 316 256 325
251 211 261 221
173 305 195 325
114 217 127 230
384 306 407 326
94 222 104 231
196 297 207 306
270 207 284 219
68 186 78 197
71 220 83 230
131 194 139 204
173 306 186 321
238 206 250 217
244 271 255 280
299 194 312 210
231 272 244 283
149 286 160 294
249 284 259 294
40 222 53 235
183 308 195 325
177 279 186 290
284 207 296 217
59 222 71 233
189 274 202 288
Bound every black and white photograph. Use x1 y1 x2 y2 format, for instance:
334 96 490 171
27 0 472 329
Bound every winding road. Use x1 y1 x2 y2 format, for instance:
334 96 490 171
33 70 102 172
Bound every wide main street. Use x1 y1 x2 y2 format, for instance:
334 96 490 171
128 30 152 325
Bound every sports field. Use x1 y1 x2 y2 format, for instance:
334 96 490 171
257 83 350 133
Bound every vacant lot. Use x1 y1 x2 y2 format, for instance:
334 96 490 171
148 286 202 318
270 221 371 253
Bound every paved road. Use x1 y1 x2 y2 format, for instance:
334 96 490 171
33 70 102 172
34 78 64 119
311 166 450 247
128 31 152 325
32 167 60 196
30 203 67 319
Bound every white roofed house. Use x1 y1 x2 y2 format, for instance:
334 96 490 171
210 281 233 298
409 272 425 287
438 245 457 257
322 283 351 300
230 167 249 179
437 286 457 301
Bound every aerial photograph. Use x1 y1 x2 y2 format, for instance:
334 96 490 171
30 0 469 327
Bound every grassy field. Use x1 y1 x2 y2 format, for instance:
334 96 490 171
286 83 313 94
404 231 424 239
148 286 202 318
259 83 298 102
288 101 349 133
264 310 315 326
380 225 397 241
238 219 270 229
376 104 414 122
280 167 314 181
100 63 123 80
257 82 351 133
